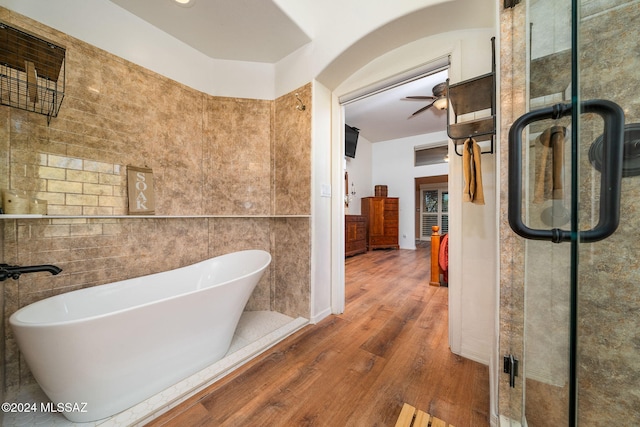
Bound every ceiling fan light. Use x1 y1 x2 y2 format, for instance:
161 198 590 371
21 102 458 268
433 97 448 110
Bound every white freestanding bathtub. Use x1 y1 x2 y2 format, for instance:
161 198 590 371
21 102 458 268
9 249 271 423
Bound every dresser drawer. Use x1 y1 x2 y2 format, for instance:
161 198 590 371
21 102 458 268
370 236 397 246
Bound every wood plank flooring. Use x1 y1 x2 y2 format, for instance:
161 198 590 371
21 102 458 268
145 248 490 427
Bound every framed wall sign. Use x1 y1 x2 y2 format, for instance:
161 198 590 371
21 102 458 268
127 166 155 214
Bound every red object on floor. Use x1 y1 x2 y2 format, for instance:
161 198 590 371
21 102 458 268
439 234 448 284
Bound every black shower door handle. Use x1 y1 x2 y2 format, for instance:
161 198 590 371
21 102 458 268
508 99 625 243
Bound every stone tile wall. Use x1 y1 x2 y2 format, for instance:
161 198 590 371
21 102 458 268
0 7 312 394
499 0 640 424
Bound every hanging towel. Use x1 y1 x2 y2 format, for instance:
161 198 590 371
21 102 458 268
462 138 485 204
533 126 566 203
25 60 38 104
438 233 449 285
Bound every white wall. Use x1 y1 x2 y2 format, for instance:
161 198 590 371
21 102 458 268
310 81 333 323
455 151 496 364
274 0 456 87
0 0 487 100
0 0 276 99
344 135 372 216
372 132 449 250
445 34 496 366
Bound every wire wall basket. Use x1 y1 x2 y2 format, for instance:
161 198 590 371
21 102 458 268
0 20 65 125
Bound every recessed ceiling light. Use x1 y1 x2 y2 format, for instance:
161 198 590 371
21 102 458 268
174 0 195 7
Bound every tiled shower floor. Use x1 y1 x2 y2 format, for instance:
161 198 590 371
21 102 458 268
2 311 308 427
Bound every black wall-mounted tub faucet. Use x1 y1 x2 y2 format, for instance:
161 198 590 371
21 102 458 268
0 264 62 281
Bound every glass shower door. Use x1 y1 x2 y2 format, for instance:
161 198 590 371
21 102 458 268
572 1 640 423
507 0 640 425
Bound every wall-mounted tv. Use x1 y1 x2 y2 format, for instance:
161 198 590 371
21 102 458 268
345 124 359 158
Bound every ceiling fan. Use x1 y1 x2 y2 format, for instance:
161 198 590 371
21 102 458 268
405 82 448 117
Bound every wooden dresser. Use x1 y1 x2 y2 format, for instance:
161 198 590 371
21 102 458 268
345 215 367 257
361 197 399 250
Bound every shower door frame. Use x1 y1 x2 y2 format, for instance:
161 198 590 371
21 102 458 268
501 0 640 425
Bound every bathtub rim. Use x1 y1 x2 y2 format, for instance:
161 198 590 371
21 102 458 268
9 249 272 328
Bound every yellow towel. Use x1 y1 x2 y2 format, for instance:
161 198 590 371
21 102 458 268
25 60 38 104
533 126 566 203
462 138 484 204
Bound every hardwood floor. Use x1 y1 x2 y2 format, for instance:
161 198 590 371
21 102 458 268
145 248 490 427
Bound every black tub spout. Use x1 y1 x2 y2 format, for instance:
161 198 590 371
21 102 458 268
0 264 63 281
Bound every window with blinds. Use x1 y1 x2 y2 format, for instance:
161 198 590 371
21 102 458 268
414 145 448 166
420 186 448 239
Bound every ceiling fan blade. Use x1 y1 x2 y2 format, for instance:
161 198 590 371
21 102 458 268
410 101 435 117
405 96 436 100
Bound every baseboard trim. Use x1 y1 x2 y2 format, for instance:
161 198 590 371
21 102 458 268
499 415 523 427
310 306 332 324
458 345 490 366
